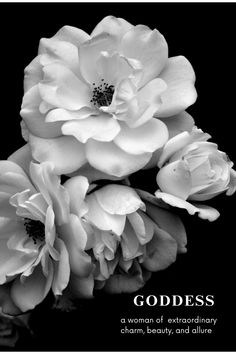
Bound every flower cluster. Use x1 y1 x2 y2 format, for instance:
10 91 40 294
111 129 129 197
0 16 235 316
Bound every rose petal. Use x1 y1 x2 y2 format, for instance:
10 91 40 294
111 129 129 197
121 25 168 88
53 25 90 46
0 284 21 316
95 184 145 215
11 263 53 312
24 56 43 92
39 63 91 110
145 202 187 253
52 238 70 296
64 176 89 217
0 237 37 284
128 211 154 245
157 160 192 200
157 56 197 117
121 222 141 260
58 214 93 277
0 160 29 180
227 168 236 196
96 52 133 86
114 118 168 155
158 111 195 139
155 191 220 221
91 15 133 39
128 78 167 128
21 85 63 139
29 134 87 175
0 172 35 196
79 33 116 84
0 194 16 218
39 38 80 75
61 114 120 143
143 224 177 272
30 163 70 225
66 163 124 183
85 193 126 236
45 107 96 122
86 140 152 177
8 145 32 177
158 128 210 168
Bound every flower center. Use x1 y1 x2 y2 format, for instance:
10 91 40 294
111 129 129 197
90 79 114 108
24 218 45 244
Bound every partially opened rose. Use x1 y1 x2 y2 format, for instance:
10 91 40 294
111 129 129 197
65 183 187 294
155 128 236 220
0 158 92 315
21 15 196 177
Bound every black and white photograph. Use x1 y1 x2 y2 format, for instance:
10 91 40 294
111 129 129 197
0 2 235 351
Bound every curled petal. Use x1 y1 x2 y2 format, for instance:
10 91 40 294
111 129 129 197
64 176 89 217
30 163 70 225
155 191 220 221
86 140 152 177
45 107 96 122
62 115 120 143
85 193 126 236
157 56 197 117
95 184 145 215
227 168 236 196
52 238 70 296
29 134 87 175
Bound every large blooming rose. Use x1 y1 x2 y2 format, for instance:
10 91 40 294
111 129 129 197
0 156 92 315
155 128 236 220
21 16 196 177
64 183 187 294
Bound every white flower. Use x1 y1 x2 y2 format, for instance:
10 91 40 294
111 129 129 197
64 183 187 294
155 128 236 220
21 16 196 177
0 154 92 314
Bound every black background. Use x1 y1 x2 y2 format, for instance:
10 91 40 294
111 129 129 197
0 2 236 351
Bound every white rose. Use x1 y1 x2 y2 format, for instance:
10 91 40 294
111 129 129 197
21 16 196 177
155 128 236 221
